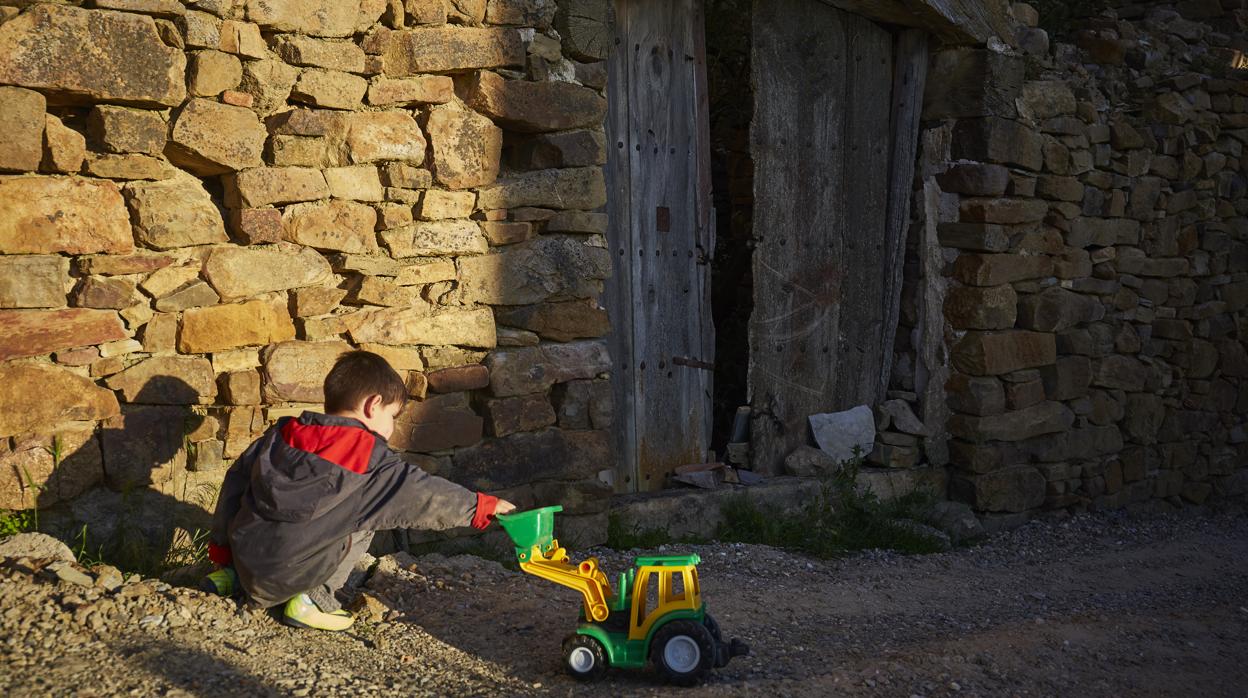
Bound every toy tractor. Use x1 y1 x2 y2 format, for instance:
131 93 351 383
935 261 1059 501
497 506 748 685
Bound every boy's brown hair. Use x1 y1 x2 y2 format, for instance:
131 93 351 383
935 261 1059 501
323 350 407 413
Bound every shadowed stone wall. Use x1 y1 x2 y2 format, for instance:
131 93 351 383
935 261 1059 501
888 0 1248 530
0 0 615 550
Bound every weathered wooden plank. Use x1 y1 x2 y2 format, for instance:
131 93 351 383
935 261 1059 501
605 0 712 492
748 0 897 475
817 0 1012 46
627 0 711 491
877 28 929 403
605 0 638 492
690 0 716 449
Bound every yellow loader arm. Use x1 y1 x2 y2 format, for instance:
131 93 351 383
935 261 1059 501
518 539 613 622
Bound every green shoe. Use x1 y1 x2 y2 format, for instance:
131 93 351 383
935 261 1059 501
283 593 355 632
199 567 239 597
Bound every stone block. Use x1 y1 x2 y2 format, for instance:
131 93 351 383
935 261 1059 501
1035 174 1084 202
476 167 607 210
484 340 610 397
481 394 556 437
188 50 243 97
458 236 611 305
404 0 447 24
952 331 1056 376
381 220 488 257
935 163 1009 196
952 253 1053 286
155 281 219 312
494 300 610 341
1091 355 1147 391
75 276 141 310
395 260 457 285
42 114 87 173
262 340 352 403
225 167 330 207
291 69 368 110
0 363 120 439
1040 355 1091 401
283 200 381 253
245 0 361 37
367 75 454 106
238 58 301 115
951 117 1043 171
166 98 267 175
204 244 333 300
82 153 176 180
0 176 133 255
416 190 477 219
379 27 525 75
346 111 427 164
0 5 186 107
107 356 217 404
922 48 1022 119
951 466 1045 513
480 221 534 245
0 429 102 510
179 298 297 353
508 130 607 169
325 166 385 202
447 428 607 490
959 197 1049 225
1067 218 1140 248
424 101 503 189
349 307 496 347
943 284 1016 330
273 36 366 72
553 379 612 430
0 256 69 309
1122 393 1164 445
1017 80 1076 120
936 223 1011 252
946 373 1005 416
948 401 1073 443
457 70 606 133
292 287 348 317
219 19 266 58
427 365 490 393
546 211 608 234
0 86 45 171
0 308 128 362
1017 287 1101 332
390 397 482 452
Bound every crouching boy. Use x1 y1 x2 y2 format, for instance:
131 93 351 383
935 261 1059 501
203 350 515 631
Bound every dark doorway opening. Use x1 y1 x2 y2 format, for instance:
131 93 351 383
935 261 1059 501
705 0 756 453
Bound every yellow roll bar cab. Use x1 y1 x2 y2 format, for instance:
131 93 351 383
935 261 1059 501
497 506 749 685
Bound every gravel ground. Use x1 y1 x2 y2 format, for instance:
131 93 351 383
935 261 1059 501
3 501 1247 697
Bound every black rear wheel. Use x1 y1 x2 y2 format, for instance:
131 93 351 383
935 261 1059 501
650 619 715 686
562 633 608 682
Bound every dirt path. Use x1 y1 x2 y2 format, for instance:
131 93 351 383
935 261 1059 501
3 503 1247 697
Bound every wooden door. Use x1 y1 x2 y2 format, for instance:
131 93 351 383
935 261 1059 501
605 0 714 492
749 0 927 474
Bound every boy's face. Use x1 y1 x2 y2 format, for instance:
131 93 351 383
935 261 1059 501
359 395 404 441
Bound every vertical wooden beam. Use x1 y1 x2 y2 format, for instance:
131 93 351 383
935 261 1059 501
605 0 638 492
877 28 929 403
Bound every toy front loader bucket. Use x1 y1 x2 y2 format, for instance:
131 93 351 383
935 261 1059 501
496 505 563 562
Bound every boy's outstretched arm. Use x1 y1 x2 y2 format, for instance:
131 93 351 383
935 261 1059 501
207 438 262 566
355 449 513 533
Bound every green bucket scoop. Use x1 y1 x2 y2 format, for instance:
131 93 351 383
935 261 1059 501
496 505 563 563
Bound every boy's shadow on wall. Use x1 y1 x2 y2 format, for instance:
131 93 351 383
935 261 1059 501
37 376 218 574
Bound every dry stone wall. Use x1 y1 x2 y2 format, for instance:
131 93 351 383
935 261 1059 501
891 0 1248 528
0 0 614 547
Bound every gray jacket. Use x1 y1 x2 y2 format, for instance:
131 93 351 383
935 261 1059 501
210 411 496 607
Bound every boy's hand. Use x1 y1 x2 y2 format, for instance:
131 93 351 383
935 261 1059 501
494 499 517 516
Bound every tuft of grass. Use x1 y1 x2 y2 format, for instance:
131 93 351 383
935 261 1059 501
0 509 36 538
716 456 947 557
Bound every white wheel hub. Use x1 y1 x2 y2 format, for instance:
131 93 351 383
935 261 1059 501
663 635 701 674
568 646 596 673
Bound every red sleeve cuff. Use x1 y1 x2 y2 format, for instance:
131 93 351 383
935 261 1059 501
471 492 499 530
208 542 232 566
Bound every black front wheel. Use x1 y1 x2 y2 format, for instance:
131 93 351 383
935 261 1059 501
650 620 716 686
562 633 608 682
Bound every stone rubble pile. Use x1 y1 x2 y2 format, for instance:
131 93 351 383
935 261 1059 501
0 0 615 544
